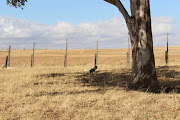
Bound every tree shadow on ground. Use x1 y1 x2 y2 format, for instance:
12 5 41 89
76 69 132 89
32 66 180 96
77 66 180 93
32 70 132 97
33 73 106 97
157 66 180 93
32 73 66 86
35 73 65 78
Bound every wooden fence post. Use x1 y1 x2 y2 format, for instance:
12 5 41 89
7 45 11 67
31 54 33 67
96 40 98 67
165 33 168 64
64 54 67 67
5 56 8 68
127 37 130 67
127 52 130 66
31 42 35 67
64 39 68 67
94 53 97 67
165 51 168 64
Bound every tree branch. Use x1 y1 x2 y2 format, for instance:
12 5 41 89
104 0 134 24
104 0 115 5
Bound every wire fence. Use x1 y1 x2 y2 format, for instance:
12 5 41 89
0 33 171 68
0 41 131 68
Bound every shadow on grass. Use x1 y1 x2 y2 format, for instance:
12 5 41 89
157 66 180 93
33 69 132 97
33 73 66 86
33 66 180 97
76 69 132 89
76 66 180 93
35 73 65 78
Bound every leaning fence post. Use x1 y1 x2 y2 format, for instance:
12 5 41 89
7 45 11 67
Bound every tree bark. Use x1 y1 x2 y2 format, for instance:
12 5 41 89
105 0 159 92
129 0 159 92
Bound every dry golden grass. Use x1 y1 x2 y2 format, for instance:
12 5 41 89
0 47 180 120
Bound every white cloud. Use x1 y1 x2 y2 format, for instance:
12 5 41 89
152 16 180 47
153 16 174 24
152 16 175 35
0 15 179 49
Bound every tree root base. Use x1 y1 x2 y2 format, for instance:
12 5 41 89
127 83 160 93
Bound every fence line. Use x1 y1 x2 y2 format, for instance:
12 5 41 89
0 34 172 70
1 34 170 68
0 40 131 68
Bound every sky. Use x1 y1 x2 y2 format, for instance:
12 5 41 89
0 0 180 49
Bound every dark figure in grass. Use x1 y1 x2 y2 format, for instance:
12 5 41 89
89 66 97 74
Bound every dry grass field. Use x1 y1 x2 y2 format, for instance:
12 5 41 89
0 47 180 120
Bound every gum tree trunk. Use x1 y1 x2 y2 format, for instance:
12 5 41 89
104 0 159 92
